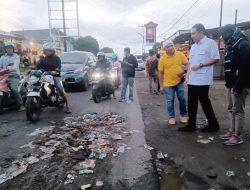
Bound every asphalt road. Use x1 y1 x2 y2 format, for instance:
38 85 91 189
0 84 158 190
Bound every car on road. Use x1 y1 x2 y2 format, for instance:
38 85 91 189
135 59 145 71
60 51 96 91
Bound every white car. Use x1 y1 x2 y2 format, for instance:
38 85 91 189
136 59 145 71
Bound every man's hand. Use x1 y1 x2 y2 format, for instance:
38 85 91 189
160 87 164 94
191 64 201 71
177 71 184 77
51 71 58 75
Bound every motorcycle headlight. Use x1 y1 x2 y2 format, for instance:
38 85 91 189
110 73 116 79
29 76 39 84
93 73 101 79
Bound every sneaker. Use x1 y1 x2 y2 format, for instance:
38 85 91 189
118 98 126 102
224 134 243 146
201 125 220 133
17 105 25 112
129 97 134 101
219 131 234 140
180 116 188 124
168 118 176 125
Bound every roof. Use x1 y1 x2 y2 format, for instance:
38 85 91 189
170 21 250 44
0 30 25 40
12 29 63 44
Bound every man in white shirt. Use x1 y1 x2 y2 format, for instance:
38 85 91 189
179 23 220 132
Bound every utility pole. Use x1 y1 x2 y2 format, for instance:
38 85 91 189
48 0 80 52
138 25 145 56
219 0 223 28
235 9 238 25
62 0 67 52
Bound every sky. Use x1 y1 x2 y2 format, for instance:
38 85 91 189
0 0 250 56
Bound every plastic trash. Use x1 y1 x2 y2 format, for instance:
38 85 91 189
80 159 96 169
157 151 164 160
226 171 235 177
96 180 104 186
64 174 74 185
81 184 91 189
113 134 122 140
144 144 154 150
26 156 39 164
79 169 94 175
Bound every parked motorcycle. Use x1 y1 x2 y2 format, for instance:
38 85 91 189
0 68 27 113
92 69 115 103
26 70 64 122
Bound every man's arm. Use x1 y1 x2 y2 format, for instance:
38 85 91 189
233 42 250 93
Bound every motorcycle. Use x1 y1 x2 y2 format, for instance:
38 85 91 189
0 68 27 113
92 69 115 103
26 70 64 122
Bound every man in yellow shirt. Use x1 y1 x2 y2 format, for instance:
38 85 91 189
159 40 188 125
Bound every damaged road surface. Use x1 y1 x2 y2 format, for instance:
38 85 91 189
136 71 250 190
0 90 158 190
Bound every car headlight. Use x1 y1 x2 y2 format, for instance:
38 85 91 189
29 75 39 84
74 68 82 74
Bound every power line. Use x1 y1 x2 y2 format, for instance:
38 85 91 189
157 0 201 39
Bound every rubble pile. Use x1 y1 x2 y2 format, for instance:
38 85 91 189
0 112 127 188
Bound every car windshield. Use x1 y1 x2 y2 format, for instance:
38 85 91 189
60 52 88 64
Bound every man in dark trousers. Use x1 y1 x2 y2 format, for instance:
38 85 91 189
219 24 250 146
119 47 138 102
178 23 220 132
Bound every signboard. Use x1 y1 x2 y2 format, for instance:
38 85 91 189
144 22 158 45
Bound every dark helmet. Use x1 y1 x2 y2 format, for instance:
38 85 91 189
219 24 245 46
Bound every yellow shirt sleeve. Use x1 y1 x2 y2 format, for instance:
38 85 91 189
180 52 188 65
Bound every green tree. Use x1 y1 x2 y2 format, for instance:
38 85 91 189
74 35 99 55
100 47 114 53
152 42 162 53
243 29 250 41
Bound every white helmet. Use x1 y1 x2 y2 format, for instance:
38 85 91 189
97 52 105 57
43 42 56 51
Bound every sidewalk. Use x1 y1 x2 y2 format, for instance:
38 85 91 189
135 71 250 189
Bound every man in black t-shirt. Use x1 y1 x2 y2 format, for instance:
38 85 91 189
119 47 138 102
36 42 71 113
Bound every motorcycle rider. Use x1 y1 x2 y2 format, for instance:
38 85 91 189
0 42 25 112
36 42 71 113
95 52 115 98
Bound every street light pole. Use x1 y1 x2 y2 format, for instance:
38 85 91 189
138 33 144 58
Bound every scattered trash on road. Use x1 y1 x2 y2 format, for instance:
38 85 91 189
25 156 39 164
157 151 164 160
80 159 96 169
96 180 104 187
226 171 235 177
79 169 94 175
197 137 214 144
64 174 75 185
81 184 91 189
144 144 154 150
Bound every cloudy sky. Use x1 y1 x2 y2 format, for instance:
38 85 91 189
0 0 250 55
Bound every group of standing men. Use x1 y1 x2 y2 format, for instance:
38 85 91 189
144 23 250 146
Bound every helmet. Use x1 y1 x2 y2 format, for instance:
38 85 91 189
97 52 105 57
43 42 56 51
3 41 14 50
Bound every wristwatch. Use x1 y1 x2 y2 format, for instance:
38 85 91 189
200 63 204 68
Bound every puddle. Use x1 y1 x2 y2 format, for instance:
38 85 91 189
160 171 209 190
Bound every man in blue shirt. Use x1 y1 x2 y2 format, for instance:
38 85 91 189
179 23 220 132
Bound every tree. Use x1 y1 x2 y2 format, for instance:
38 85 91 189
74 35 99 55
100 47 114 53
152 42 162 53
243 29 250 41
